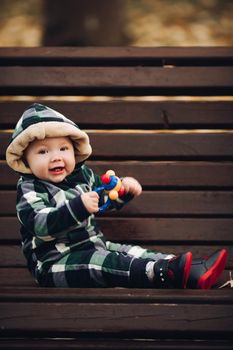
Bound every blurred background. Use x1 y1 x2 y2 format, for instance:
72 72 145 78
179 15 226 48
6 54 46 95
0 0 232 47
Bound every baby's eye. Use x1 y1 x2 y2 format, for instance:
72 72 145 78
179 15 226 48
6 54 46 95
38 149 48 154
60 146 69 151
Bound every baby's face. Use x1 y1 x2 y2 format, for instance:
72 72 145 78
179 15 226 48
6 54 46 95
24 137 76 183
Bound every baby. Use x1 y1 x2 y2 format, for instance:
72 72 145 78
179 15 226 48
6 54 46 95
6 103 227 288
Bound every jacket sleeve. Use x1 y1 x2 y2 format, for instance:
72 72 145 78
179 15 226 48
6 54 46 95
16 179 90 241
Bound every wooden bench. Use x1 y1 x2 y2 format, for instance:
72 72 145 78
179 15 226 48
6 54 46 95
0 47 233 349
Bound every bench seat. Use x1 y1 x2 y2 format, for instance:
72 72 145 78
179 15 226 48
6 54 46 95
0 47 232 349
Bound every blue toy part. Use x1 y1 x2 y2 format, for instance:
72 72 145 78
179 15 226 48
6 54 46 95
103 176 118 191
95 186 112 213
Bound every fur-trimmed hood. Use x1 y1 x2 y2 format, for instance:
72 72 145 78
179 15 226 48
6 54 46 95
6 103 92 174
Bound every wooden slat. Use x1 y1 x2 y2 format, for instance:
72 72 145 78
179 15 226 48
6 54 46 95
0 287 232 303
0 47 232 66
0 268 36 287
0 246 26 266
1 268 231 289
1 191 233 216
1 101 233 128
0 67 233 96
1 217 233 242
99 218 233 242
1 338 233 350
1 301 232 337
0 162 18 187
2 132 233 159
90 133 233 159
1 245 232 268
3 340 233 350
1 161 233 189
114 191 233 216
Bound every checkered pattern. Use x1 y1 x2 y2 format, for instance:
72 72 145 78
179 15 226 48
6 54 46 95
11 103 78 141
17 164 173 288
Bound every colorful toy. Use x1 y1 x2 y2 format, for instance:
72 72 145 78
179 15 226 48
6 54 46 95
95 170 125 213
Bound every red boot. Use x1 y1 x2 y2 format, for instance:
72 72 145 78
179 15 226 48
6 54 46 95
153 252 192 288
187 249 228 289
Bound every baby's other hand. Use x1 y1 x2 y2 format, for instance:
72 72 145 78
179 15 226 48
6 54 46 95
122 177 142 197
81 191 99 213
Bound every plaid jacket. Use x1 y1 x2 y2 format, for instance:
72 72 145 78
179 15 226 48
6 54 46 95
16 164 133 277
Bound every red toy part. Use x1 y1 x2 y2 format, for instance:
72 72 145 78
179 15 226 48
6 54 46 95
118 186 125 197
101 174 111 184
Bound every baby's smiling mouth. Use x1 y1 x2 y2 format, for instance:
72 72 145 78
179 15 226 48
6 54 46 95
49 166 64 173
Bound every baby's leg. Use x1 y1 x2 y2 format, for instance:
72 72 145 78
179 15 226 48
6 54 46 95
39 248 154 288
106 241 175 262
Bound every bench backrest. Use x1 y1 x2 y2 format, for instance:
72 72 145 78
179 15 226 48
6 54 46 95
0 47 232 287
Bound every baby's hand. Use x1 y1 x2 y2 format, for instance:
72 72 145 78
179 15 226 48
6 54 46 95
122 177 142 197
81 191 99 213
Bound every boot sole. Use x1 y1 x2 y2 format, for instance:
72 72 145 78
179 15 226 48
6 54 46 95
197 249 228 289
182 252 193 288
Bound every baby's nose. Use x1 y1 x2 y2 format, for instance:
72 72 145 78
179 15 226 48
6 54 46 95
51 153 62 161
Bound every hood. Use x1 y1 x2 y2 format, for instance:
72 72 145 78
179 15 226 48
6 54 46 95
6 103 92 174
